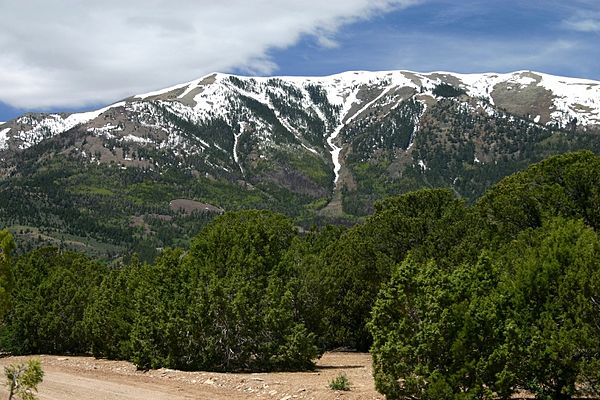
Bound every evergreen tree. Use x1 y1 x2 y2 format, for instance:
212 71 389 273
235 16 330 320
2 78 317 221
499 219 600 399
0 229 15 320
1 248 106 354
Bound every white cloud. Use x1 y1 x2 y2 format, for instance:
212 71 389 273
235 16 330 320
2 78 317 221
0 0 420 109
560 5 600 32
563 17 600 32
316 34 340 49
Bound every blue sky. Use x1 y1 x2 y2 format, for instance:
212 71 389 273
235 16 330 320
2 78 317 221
1 0 599 122
265 1 600 77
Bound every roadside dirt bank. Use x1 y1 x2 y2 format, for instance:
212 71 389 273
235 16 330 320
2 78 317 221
0 351 384 400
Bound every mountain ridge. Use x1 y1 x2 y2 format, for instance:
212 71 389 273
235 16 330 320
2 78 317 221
1 69 599 259
2 69 599 150
2 69 599 190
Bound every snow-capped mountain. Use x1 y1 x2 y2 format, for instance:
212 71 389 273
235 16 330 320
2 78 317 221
1 70 599 216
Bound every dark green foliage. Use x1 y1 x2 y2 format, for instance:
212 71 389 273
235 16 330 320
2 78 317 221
477 151 600 240
369 255 509 400
187 210 296 273
497 219 600 399
369 153 600 399
433 83 466 98
184 210 319 371
0 229 15 319
129 210 320 371
1 248 107 354
83 262 139 359
2 211 322 372
277 225 347 350
320 189 474 350
129 248 193 369
369 218 600 399
2 150 600 392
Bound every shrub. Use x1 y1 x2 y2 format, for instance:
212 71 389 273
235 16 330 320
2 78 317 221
329 373 350 391
5 358 44 400
129 210 320 371
369 218 600 399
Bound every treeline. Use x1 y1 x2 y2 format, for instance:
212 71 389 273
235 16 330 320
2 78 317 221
1 151 600 398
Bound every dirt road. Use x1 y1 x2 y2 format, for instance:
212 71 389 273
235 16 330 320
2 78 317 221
0 352 384 400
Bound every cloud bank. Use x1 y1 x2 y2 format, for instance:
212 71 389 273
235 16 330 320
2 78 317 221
0 0 418 109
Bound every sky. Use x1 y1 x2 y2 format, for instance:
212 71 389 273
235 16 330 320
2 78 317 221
1 0 599 122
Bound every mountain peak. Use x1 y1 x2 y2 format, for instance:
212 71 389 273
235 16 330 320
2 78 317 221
1 69 598 199
2 68 600 258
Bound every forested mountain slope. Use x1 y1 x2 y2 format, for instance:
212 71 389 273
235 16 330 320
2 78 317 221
2 151 600 399
1 70 599 259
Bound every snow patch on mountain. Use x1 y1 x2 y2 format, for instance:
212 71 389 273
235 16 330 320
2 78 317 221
123 134 153 144
2 69 600 190
67 102 127 127
135 82 191 100
537 73 600 126
452 73 504 103
450 71 600 126
352 83 396 125
191 77 234 120
326 82 362 186
233 122 246 173
87 123 122 139
10 102 126 150
0 128 10 150
407 101 427 150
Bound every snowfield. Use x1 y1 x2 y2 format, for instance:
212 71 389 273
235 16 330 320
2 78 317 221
2 70 599 174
